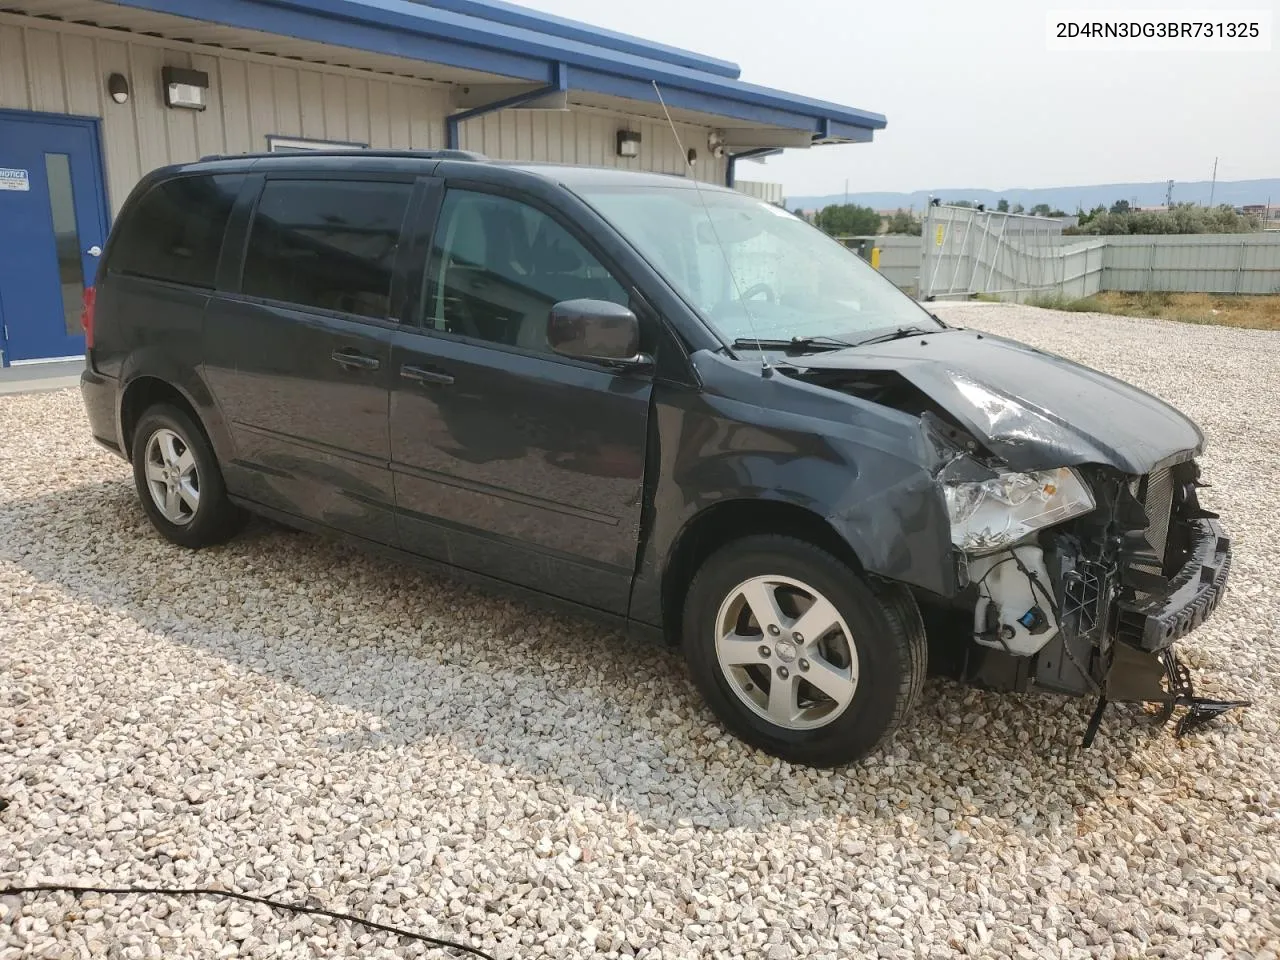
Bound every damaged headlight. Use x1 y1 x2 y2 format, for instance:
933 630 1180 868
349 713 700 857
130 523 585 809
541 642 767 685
943 467 1095 555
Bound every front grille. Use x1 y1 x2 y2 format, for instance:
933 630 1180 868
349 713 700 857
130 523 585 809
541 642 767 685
1139 467 1175 574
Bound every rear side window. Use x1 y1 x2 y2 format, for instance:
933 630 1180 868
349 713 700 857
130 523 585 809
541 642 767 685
110 174 243 288
241 179 412 320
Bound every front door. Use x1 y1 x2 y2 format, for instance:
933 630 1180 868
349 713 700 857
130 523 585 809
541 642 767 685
0 111 110 364
389 185 652 613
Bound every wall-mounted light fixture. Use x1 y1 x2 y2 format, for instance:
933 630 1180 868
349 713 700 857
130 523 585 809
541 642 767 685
106 73 130 105
162 66 209 111
686 148 698 167
616 129 641 159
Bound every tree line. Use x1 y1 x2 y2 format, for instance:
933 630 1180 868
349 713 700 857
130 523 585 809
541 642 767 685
810 196 1260 238
813 205 921 237
1067 201 1259 235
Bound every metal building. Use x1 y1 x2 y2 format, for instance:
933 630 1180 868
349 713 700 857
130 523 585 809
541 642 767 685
0 0 885 365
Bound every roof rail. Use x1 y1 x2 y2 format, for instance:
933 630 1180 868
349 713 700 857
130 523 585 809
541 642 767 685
197 149 488 163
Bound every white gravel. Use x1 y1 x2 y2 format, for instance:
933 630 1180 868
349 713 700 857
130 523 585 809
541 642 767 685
2 302 1279 960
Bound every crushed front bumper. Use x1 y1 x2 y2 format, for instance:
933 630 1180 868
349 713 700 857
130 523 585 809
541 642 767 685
1116 517 1231 651
1088 517 1248 744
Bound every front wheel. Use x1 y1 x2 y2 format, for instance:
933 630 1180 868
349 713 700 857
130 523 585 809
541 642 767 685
682 535 927 767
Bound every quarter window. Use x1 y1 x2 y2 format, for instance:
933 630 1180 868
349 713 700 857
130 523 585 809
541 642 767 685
423 190 628 353
110 174 243 288
242 180 412 319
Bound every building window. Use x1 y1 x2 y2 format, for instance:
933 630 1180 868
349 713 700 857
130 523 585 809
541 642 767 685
266 135 368 153
241 179 412 319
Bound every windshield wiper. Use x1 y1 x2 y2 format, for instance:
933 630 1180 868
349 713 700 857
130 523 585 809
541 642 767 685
731 335 854 353
852 325 940 347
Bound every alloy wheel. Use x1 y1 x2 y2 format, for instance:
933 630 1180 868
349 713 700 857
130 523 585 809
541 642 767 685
143 427 200 525
714 574 859 730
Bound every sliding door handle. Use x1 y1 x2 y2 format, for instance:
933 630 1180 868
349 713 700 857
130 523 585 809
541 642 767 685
331 349 381 371
400 364 454 386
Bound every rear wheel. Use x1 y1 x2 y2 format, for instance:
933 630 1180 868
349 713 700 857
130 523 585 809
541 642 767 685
131 404 244 548
682 535 926 766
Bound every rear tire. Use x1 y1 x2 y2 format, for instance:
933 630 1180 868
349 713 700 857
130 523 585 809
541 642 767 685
131 404 244 549
682 535 927 767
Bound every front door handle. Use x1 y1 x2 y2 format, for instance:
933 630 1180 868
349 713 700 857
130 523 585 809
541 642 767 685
331 349 380 371
400 364 454 386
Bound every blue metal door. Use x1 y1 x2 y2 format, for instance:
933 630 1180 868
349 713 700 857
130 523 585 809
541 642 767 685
0 111 110 365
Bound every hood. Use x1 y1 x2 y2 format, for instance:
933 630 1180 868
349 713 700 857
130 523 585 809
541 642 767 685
789 329 1203 475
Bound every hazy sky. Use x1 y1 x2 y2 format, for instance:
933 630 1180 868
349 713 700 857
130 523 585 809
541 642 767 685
516 0 1279 196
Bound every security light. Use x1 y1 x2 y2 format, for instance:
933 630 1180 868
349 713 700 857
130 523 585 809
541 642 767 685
107 73 130 105
616 130 641 158
162 66 209 111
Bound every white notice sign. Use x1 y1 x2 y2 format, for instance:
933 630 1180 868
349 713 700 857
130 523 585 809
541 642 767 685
0 168 31 191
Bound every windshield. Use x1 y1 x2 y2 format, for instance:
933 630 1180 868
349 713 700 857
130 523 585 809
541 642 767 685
575 184 939 347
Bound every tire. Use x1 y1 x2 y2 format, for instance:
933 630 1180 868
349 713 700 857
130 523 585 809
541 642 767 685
130 403 245 549
682 534 927 767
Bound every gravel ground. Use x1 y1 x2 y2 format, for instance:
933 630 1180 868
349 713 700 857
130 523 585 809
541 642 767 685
2 302 1278 960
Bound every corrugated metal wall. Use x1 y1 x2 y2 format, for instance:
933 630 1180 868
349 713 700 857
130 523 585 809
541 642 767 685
732 180 785 205
457 109 726 184
885 209 1280 299
1099 234 1280 294
0 14 724 216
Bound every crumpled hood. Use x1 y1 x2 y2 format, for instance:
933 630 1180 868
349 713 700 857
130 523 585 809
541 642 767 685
791 328 1203 474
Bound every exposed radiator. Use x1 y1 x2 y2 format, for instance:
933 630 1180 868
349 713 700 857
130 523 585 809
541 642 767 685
1140 467 1175 573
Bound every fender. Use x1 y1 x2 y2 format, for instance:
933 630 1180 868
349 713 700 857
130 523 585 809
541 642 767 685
629 351 957 629
116 349 236 464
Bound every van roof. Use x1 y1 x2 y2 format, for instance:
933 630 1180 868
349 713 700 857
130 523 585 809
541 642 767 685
183 149 728 192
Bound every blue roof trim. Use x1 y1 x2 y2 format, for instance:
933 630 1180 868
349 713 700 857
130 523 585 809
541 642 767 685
110 0 555 81
104 0 886 137
573 68 837 135
412 0 742 80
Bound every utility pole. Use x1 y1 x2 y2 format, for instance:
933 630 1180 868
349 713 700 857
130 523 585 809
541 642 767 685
1209 157 1218 207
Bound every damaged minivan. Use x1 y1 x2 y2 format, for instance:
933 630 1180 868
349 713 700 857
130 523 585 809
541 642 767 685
81 152 1243 766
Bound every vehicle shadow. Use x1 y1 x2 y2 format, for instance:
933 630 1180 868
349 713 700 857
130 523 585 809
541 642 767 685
1 477 1164 835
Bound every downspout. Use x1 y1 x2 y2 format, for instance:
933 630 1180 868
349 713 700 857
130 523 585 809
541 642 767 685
446 61 569 150
725 147 783 189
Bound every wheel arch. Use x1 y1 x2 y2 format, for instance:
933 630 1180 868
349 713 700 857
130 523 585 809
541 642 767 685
116 364 232 464
119 376 211 462
659 498 865 644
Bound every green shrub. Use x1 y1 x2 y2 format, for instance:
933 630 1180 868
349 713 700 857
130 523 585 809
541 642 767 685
1068 203 1259 236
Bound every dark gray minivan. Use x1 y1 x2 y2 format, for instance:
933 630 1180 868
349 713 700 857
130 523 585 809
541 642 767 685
80 150 1240 766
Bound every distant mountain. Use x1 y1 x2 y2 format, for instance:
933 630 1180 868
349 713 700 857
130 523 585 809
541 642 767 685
787 179 1280 213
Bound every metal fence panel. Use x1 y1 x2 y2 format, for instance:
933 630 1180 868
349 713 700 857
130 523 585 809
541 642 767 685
869 213 1280 298
1099 234 1280 294
838 234 922 291
917 204 1107 301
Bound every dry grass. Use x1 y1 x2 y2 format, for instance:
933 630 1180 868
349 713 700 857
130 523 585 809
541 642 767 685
1023 291 1280 330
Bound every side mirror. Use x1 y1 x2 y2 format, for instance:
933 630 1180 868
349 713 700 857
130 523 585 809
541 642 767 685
547 299 650 368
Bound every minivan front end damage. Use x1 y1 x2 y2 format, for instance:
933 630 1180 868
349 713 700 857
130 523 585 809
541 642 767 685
785 330 1248 742
945 455 1247 742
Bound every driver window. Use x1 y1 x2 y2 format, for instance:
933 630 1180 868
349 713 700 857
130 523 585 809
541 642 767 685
422 189 629 354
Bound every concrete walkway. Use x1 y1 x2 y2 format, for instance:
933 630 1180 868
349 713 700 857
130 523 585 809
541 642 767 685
0 359 84 395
